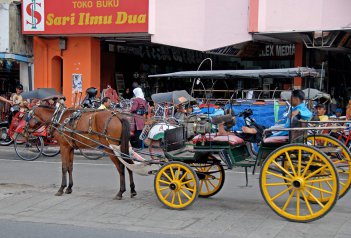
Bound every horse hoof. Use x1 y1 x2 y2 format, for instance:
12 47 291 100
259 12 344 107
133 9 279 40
131 192 137 198
55 191 63 196
114 195 123 200
65 189 72 194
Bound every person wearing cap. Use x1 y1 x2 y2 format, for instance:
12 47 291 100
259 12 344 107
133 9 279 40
335 108 343 117
315 104 329 121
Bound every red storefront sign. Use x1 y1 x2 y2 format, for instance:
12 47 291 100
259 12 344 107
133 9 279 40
22 0 148 34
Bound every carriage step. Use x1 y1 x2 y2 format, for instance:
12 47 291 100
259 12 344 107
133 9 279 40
235 161 256 167
235 156 257 167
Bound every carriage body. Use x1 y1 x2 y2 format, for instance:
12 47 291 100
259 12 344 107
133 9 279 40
148 67 351 222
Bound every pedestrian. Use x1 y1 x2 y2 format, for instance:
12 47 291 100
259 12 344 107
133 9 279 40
123 88 133 99
132 81 139 89
0 84 26 124
130 88 147 148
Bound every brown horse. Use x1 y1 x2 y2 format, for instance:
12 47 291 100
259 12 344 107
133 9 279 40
29 105 135 200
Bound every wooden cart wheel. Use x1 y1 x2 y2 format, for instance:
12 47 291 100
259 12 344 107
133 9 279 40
154 162 199 209
191 162 225 198
260 144 339 222
306 135 351 201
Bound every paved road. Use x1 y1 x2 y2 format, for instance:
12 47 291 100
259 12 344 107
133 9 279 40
0 219 181 238
0 146 351 238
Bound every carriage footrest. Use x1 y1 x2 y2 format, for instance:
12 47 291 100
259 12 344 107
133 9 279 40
235 156 257 167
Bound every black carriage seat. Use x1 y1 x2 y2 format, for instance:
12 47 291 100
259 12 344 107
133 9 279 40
163 127 198 161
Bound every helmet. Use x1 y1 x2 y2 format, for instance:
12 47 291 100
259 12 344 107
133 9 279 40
85 87 98 98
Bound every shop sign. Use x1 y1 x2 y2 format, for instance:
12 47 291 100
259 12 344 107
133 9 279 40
114 45 217 65
259 44 295 57
22 0 148 34
238 42 295 59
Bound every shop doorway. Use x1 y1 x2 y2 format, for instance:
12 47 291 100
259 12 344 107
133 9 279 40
51 56 63 93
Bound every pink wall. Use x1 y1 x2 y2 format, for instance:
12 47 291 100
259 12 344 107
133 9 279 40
256 0 351 32
150 0 252 51
150 0 351 51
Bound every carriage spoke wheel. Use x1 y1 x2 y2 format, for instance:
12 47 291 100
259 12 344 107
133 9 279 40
191 163 225 198
306 135 351 201
154 162 199 209
260 144 339 222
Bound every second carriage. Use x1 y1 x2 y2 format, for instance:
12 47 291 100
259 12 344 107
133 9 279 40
146 67 351 222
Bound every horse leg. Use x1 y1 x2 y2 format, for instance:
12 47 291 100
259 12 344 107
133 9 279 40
65 148 74 194
56 147 70 196
108 154 126 200
127 168 137 197
115 162 126 200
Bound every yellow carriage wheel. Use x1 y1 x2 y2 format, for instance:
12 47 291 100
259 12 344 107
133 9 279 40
260 144 339 222
191 162 225 198
154 162 199 209
306 135 351 201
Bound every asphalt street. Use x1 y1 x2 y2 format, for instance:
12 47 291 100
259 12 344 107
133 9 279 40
0 145 351 238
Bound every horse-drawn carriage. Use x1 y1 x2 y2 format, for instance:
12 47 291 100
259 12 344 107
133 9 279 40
146 67 351 222
19 67 350 223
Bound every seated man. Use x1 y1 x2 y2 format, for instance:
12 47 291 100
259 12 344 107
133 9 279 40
174 103 187 121
315 103 328 121
98 97 111 110
218 90 312 139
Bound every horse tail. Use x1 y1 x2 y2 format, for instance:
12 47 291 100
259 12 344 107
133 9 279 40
120 117 130 157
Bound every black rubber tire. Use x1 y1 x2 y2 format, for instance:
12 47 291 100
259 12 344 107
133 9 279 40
0 127 13 146
79 148 105 160
14 133 44 161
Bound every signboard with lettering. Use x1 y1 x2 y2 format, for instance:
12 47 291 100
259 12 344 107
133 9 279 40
238 42 295 59
22 0 148 34
258 44 295 57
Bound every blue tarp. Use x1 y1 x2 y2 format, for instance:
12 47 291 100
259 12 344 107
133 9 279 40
225 104 287 131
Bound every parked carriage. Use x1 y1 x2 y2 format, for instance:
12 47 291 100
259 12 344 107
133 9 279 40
147 67 351 222
21 68 351 223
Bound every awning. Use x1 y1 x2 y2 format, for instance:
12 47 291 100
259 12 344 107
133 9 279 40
0 53 33 63
151 90 196 104
280 88 331 101
149 67 319 79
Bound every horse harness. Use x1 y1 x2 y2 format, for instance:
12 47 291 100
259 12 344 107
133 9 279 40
57 109 121 149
